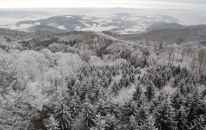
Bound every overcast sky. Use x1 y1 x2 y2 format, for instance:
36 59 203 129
0 0 205 10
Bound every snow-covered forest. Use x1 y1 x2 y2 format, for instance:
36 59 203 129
0 22 206 130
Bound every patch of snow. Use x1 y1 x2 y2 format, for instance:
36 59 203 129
75 26 82 30
48 23 66 30
34 22 41 25
57 25 66 30
160 81 177 96
81 20 91 27
80 24 117 32
66 15 72 18
89 56 128 67
82 16 93 20
2 23 34 31
111 84 136 106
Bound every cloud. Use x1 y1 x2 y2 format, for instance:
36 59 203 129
0 0 205 9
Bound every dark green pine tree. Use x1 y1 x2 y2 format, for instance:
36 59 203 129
171 88 184 110
154 98 177 130
133 85 142 100
73 99 96 130
176 105 188 130
112 82 121 96
143 114 158 130
54 103 73 130
133 85 145 107
145 85 155 102
171 89 188 130
130 106 158 130
186 89 206 130
129 106 148 130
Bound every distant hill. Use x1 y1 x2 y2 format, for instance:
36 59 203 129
123 25 206 43
28 25 66 34
146 22 184 31
4 14 177 34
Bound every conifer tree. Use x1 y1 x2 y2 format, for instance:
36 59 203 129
145 85 155 102
154 98 177 130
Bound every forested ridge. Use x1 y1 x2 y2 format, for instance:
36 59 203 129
0 27 206 130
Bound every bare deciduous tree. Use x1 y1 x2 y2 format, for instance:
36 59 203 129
198 49 206 74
